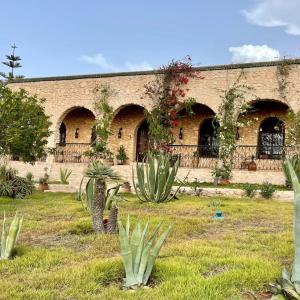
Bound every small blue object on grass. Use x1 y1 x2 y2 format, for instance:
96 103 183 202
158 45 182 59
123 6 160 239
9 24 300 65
212 210 224 220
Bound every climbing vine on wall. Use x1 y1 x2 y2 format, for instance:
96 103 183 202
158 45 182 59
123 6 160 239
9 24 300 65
144 56 203 152
276 59 292 101
213 75 253 180
85 84 116 159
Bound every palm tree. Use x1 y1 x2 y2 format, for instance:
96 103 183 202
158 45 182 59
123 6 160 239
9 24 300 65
85 162 120 233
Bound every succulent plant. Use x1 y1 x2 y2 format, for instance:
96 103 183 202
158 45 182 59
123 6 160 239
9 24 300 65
1 212 23 260
132 152 184 202
270 159 300 299
118 215 173 289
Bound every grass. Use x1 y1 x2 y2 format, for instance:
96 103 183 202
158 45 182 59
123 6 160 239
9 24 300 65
0 192 294 300
174 180 290 191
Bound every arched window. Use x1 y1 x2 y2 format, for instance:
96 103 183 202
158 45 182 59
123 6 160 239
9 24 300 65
136 120 149 161
59 122 66 145
198 118 219 157
258 117 285 159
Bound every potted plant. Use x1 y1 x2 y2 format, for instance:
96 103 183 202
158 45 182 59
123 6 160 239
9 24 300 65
116 145 128 165
38 173 49 191
104 150 114 166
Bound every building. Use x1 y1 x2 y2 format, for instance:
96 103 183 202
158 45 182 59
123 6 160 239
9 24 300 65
7 59 300 186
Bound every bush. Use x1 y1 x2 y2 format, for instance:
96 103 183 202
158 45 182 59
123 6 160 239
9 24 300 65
116 145 128 163
0 165 34 199
260 182 276 199
242 183 257 198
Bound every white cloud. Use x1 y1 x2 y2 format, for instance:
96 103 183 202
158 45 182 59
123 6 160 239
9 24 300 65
125 61 153 71
242 0 300 35
229 45 280 63
79 53 152 72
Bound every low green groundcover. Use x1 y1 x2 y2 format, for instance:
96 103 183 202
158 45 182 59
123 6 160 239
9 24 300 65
0 192 293 299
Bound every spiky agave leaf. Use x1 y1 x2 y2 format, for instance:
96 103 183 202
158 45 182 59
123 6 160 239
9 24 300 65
85 162 120 181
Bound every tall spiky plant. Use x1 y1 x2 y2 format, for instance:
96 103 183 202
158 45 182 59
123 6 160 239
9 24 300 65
132 152 185 203
1 212 23 260
270 159 300 299
82 162 121 233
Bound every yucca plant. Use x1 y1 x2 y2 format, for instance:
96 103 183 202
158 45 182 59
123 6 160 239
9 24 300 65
79 162 121 233
270 159 300 299
132 152 183 202
59 167 72 184
118 215 173 289
1 212 23 260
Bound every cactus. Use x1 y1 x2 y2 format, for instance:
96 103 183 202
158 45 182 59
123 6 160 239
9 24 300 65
132 152 184 202
118 215 173 289
0 212 23 260
270 159 300 299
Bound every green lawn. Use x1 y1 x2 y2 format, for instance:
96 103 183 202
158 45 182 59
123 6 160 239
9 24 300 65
0 192 294 300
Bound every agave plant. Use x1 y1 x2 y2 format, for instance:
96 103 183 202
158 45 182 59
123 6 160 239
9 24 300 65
270 159 300 299
79 162 121 233
132 152 184 202
1 212 23 260
118 215 173 289
59 167 72 184
282 157 300 188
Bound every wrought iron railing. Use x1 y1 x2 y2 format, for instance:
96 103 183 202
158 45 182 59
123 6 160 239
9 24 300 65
54 143 92 163
10 143 300 171
168 144 300 171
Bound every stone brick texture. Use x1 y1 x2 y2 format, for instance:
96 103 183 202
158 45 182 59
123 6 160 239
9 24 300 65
7 60 300 186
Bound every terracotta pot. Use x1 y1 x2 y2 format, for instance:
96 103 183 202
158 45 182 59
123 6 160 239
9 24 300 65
248 161 257 171
38 183 49 191
219 179 230 185
117 160 124 165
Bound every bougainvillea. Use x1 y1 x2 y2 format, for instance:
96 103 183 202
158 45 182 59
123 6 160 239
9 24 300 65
144 56 203 152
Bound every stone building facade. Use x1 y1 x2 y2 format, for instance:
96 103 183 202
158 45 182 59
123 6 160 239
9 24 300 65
7 59 300 186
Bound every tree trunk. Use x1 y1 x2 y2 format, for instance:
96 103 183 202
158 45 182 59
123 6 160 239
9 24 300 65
107 205 118 234
92 178 106 233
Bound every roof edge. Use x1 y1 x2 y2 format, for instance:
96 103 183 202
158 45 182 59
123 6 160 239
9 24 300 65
10 58 300 83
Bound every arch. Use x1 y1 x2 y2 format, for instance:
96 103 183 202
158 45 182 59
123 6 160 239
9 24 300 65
56 106 96 144
110 104 146 162
257 116 285 159
198 118 219 157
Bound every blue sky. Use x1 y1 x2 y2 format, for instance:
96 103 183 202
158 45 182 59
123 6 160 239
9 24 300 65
0 0 299 77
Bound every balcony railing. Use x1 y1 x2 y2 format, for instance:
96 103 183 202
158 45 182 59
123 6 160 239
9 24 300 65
10 143 300 171
54 143 92 163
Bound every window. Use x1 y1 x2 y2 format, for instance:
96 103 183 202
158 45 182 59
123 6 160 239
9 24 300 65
258 117 284 159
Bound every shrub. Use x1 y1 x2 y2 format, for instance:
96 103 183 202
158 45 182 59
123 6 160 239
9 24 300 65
242 183 257 198
0 165 34 199
260 182 276 199
60 168 72 184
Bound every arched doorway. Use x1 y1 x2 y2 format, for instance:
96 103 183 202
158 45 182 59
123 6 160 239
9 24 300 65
198 118 219 157
136 120 149 161
257 117 285 159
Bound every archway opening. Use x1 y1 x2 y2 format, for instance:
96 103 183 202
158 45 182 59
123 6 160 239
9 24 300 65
257 117 285 159
198 118 219 157
59 107 95 144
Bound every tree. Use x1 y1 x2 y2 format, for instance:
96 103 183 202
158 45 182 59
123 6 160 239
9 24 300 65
0 44 24 81
0 82 52 162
